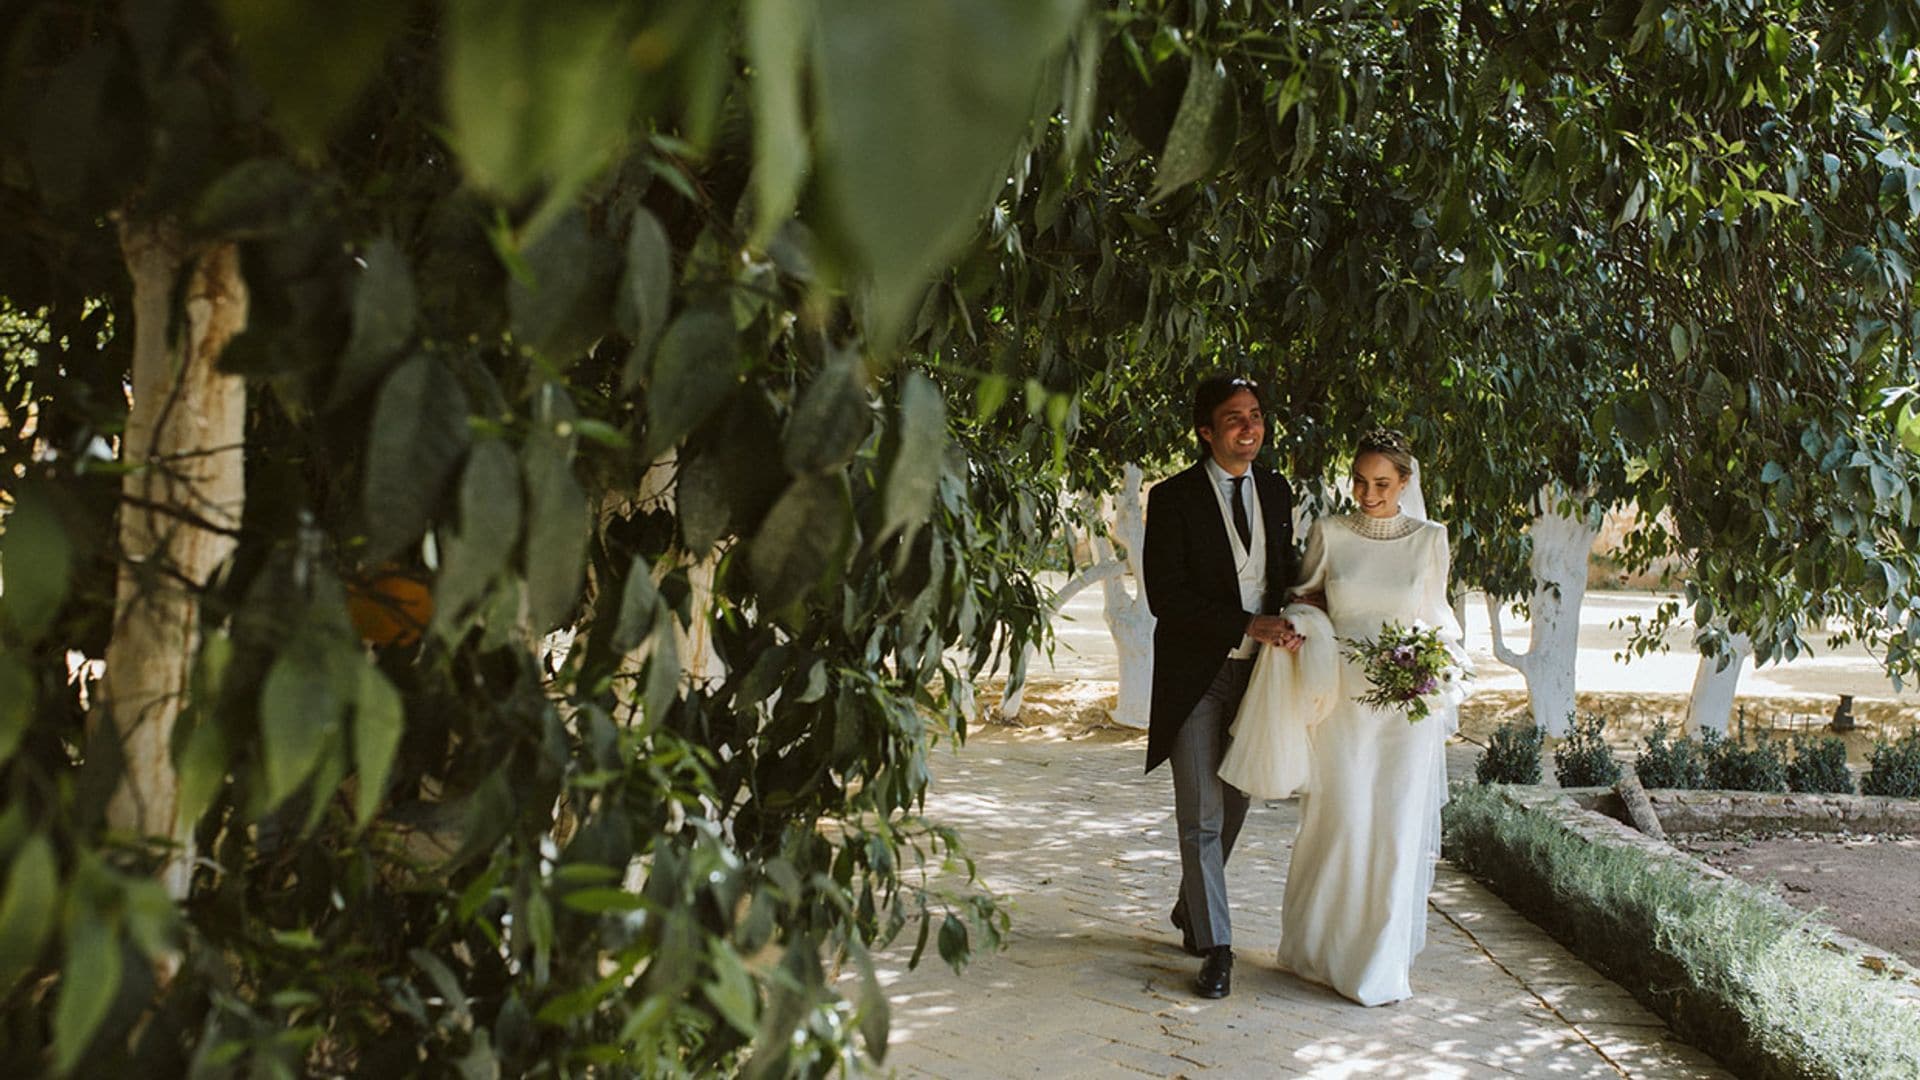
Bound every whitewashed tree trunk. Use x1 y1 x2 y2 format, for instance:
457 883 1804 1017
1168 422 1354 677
1484 489 1599 737
1100 464 1153 730
1685 630 1752 734
996 552 1122 721
97 224 248 902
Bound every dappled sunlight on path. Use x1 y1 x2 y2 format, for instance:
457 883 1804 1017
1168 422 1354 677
860 728 1728 1078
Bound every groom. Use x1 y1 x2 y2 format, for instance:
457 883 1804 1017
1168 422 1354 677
1142 374 1298 999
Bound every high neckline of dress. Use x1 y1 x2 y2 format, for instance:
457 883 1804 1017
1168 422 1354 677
1341 511 1420 540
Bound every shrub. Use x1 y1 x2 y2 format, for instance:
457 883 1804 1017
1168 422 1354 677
1443 785 1920 1080
1553 712 1623 788
1703 731 1789 793
1862 730 1920 797
1634 720 1707 789
1786 736 1856 795
1476 721 1544 785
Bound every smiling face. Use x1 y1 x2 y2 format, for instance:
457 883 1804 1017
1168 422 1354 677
1351 451 1410 518
1198 389 1264 474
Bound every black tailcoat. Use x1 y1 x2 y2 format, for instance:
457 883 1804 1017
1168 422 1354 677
1141 460 1295 773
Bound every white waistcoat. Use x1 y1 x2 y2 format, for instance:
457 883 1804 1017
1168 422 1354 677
1205 465 1266 659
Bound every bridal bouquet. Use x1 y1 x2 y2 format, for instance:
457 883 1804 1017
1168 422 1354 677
1340 620 1468 723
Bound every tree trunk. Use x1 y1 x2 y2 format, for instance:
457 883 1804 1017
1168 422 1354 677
1484 489 1597 737
1100 464 1153 730
98 222 248 901
1614 769 1666 839
1685 630 1752 734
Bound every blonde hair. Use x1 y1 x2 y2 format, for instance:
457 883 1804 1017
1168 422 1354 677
1353 428 1414 479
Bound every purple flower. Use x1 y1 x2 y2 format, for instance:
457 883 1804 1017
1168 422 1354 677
1391 644 1416 667
1415 676 1438 695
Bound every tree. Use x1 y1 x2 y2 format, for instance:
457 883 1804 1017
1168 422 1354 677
7 2 1920 1075
0 1 1084 1074
964 1 1920 739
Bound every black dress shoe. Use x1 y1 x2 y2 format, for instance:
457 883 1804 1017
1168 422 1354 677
1170 906 1201 956
1194 945 1233 999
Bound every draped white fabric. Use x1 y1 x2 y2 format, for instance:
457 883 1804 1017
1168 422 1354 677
1217 603 1339 800
1266 514 1466 1007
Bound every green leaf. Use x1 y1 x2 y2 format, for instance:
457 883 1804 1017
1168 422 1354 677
641 612 680 729
259 642 344 807
331 238 418 407
363 356 472 561
675 450 733 556
1668 322 1689 362
783 346 873 474
640 310 744 456
509 208 614 361
557 887 647 915
935 913 968 973
352 666 404 826
52 912 122 1075
173 719 228 833
1151 54 1230 202
221 0 409 153
747 0 815 244
611 556 663 656
880 373 948 542
192 157 314 237
0 655 30 763
444 0 638 202
434 438 524 627
1614 393 1656 447
1613 178 1646 228
0 834 57 995
1764 23 1791 67
1760 461 1787 484
271 927 322 951
1896 404 1920 455
704 939 761 1037
811 0 1084 343
616 209 673 365
0 488 72 640
748 474 854 620
523 434 589 635
850 936 889 1059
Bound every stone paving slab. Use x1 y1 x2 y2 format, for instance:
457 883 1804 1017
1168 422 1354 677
858 728 1730 1079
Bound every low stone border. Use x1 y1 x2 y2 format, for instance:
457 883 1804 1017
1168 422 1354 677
1640 789 1920 835
1444 783 1920 1080
1561 784 1920 836
1539 787 1920 986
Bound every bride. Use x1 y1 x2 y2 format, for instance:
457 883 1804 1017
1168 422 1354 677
1222 428 1466 1006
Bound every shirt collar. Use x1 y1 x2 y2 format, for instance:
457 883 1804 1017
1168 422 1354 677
1204 457 1252 487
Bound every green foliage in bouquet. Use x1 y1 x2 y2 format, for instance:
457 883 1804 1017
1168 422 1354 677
1339 621 1466 724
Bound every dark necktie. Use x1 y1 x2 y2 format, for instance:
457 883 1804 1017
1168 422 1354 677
1230 475 1252 549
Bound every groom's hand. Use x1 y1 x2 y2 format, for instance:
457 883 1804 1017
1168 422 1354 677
1247 614 1302 651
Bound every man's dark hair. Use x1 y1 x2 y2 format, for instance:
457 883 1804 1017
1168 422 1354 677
1191 374 1263 458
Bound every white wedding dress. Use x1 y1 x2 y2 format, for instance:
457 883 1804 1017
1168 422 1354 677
1271 512 1465 1006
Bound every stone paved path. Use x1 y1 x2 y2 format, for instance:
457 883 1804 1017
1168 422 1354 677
864 728 1729 1079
